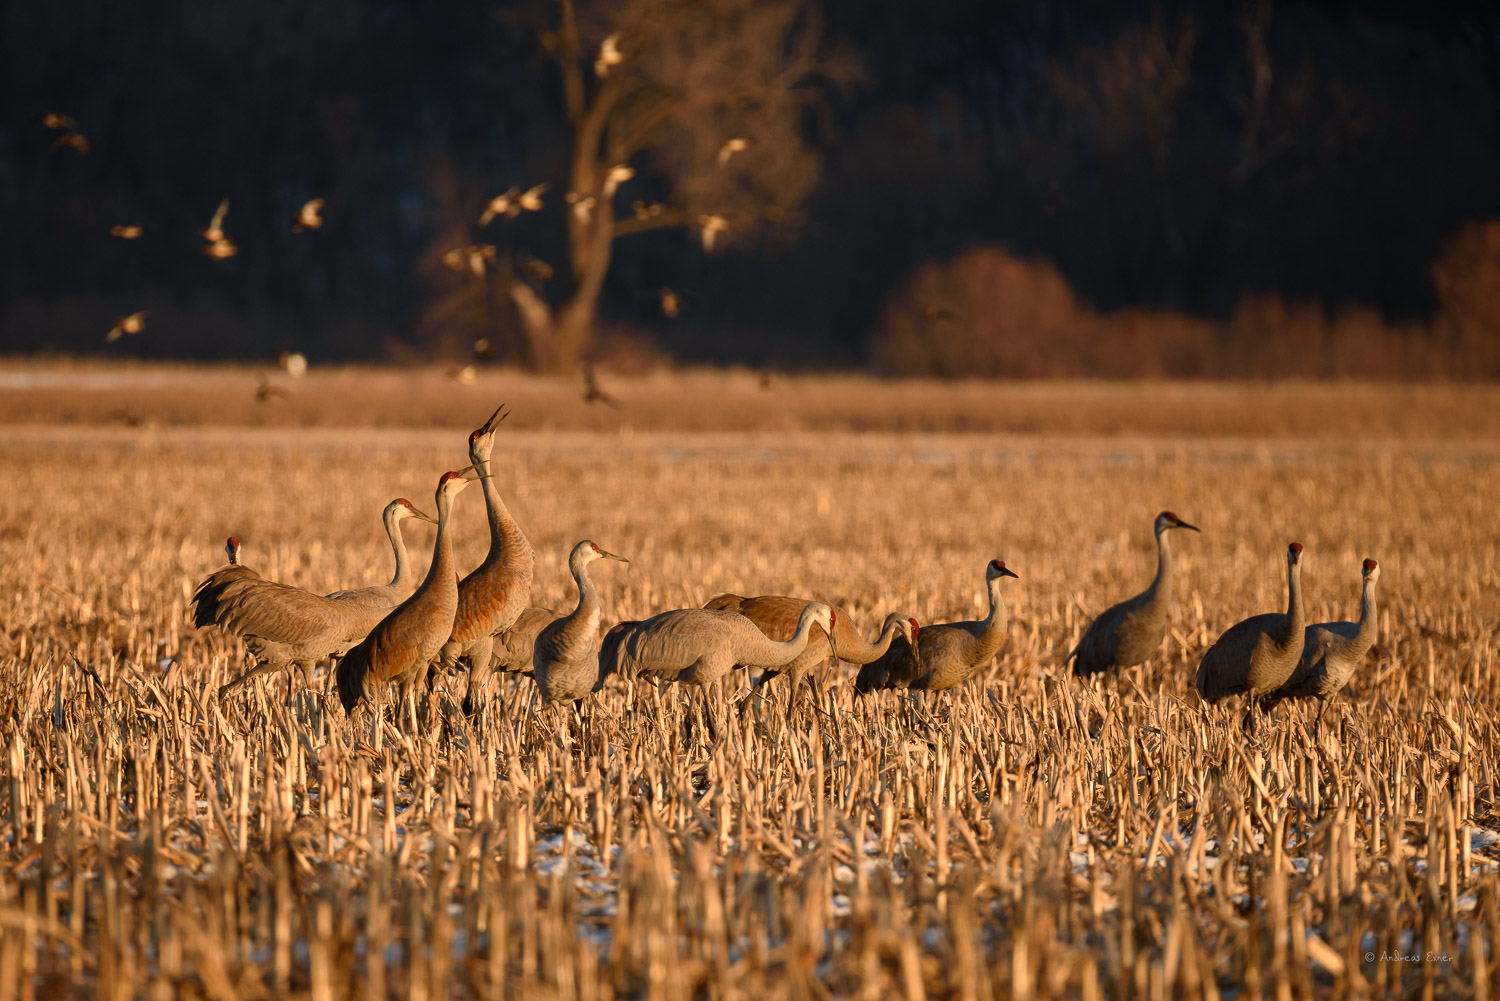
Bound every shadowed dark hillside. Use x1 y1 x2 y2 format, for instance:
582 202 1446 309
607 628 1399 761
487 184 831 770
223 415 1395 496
2 0 1497 375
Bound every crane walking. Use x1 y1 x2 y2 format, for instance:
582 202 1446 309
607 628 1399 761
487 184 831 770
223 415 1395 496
1195 542 1307 730
855 558 1018 695
194 499 437 705
703 593 916 695
1068 511 1199 677
1261 557 1379 725
337 471 475 736
430 405 535 717
532 541 629 706
603 603 836 688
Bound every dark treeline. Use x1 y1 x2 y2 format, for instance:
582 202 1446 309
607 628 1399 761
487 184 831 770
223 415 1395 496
2 0 1498 374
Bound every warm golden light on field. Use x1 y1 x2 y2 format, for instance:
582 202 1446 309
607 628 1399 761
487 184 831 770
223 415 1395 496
0 372 1495 997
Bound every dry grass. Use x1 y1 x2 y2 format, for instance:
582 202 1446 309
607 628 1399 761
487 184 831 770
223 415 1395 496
0 376 1498 999
5 361 1500 439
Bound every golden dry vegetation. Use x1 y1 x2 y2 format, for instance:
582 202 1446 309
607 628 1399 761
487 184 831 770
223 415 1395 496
0 370 1498 999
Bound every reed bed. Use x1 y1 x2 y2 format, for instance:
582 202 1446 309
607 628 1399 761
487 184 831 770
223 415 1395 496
0 418 1497 1000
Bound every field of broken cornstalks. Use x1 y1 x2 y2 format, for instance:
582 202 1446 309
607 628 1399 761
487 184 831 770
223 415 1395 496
0 366 1497 1000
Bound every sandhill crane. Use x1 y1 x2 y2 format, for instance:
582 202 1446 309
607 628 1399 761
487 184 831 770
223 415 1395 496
432 405 535 716
604 604 835 688
1195 542 1307 730
1068 511 1199 677
191 537 260 619
485 607 558 676
532 541 629 706
1262 557 1379 725
855 559 1018 695
703 593 916 695
337 471 474 733
324 499 438 606
195 499 435 704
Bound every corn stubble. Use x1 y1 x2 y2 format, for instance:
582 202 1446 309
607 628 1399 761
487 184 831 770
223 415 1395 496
0 422 1496 1000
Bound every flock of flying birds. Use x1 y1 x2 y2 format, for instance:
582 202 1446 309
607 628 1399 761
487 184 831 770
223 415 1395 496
191 405 1380 738
48 42 751 407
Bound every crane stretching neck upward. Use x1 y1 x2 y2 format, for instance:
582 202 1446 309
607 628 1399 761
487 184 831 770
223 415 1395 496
475 454 529 566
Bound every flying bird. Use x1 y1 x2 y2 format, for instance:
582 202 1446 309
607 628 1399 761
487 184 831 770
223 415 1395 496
105 311 146 343
202 199 230 243
566 192 596 223
595 33 623 77
52 132 89 154
698 215 727 253
659 287 681 318
521 256 555 283
718 138 749 168
278 352 308 378
110 225 143 240
41 113 77 131
603 164 635 196
517 183 548 212
442 244 496 277
479 187 521 225
293 198 324 232
582 363 620 408
633 200 662 221
202 238 237 260
447 364 479 385
254 375 289 403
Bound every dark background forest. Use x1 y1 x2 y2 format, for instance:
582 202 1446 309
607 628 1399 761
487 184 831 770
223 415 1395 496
3 0 1499 377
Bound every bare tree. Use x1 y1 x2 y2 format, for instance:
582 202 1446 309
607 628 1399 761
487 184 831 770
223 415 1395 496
506 0 855 372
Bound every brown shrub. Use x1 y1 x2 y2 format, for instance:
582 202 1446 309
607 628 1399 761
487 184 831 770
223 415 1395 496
875 236 1500 379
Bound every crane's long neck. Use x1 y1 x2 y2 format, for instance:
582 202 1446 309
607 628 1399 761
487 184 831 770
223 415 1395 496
384 509 415 594
1282 560 1305 646
836 615 904 665
422 491 458 597
972 575 1010 661
553 555 602 652
1143 528 1174 610
1353 576 1379 653
734 606 826 667
476 455 532 566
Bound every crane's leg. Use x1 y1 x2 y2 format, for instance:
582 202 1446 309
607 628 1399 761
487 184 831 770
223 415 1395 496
1314 699 1328 730
462 637 497 719
219 660 287 706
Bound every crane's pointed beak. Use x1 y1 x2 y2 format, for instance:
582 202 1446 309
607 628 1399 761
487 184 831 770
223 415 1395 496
597 548 629 563
999 565 1020 579
410 506 438 525
458 464 492 482
475 403 509 437
1177 518 1201 533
